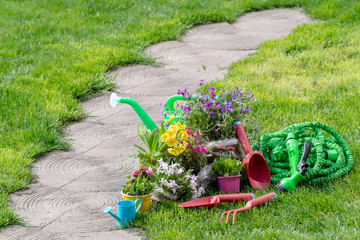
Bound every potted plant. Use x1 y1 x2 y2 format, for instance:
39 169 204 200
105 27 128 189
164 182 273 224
153 159 205 201
121 166 155 212
211 156 243 193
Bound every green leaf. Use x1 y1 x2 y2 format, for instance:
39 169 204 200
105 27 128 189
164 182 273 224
134 144 146 153
120 153 136 162
160 123 166 135
158 142 168 153
149 128 160 153
153 151 163 157
137 125 151 150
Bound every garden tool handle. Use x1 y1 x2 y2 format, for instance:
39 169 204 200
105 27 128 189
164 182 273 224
235 122 252 155
247 192 277 207
217 193 255 202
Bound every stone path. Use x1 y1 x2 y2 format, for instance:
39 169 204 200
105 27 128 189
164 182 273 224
1 9 312 240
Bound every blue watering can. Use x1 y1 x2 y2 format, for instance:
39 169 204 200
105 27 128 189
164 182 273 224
103 199 142 228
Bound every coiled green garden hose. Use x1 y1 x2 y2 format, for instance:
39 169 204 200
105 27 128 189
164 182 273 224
258 122 353 185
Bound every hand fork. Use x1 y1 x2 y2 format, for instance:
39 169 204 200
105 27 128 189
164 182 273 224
220 192 277 224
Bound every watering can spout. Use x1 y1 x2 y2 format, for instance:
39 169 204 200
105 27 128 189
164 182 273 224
103 207 125 227
110 93 121 108
109 93 158 131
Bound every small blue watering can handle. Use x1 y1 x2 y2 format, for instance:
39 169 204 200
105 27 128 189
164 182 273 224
135 198 142 213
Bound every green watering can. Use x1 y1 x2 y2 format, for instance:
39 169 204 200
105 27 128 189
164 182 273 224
110 93 195 130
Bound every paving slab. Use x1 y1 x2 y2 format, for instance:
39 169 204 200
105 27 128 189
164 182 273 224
2 8 312 240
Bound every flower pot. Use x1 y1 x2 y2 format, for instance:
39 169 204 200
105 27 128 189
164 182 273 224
217 175 241 193
121 191 152 212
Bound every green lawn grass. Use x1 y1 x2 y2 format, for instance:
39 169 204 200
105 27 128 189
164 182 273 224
1 0 359 238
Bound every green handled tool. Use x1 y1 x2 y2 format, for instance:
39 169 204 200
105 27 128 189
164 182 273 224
276 132 311 192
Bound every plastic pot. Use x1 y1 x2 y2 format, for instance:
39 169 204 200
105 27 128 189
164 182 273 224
217 175 241 193
121 191 152 212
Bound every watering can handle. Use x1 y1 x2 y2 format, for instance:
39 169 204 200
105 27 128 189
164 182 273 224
135 198 142 213
164 95 197 113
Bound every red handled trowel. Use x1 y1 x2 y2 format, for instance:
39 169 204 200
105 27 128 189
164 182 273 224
178 193 255 208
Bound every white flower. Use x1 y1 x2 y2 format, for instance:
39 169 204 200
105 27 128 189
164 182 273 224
191 186 205 199
167 180 179 194
159 178 168 186
170 162 180 169
189 181 197 190
167 180 178 188
156 168 163 174
166 167 175 176
198 186 206 195
177 167 184 175
158 159 169 171
192 191 202 199
189 174 197 182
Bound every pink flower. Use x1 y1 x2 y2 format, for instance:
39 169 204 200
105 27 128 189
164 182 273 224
227 147 235 150
132 170 140 176
217 146 226 149
139 166 147 170
146 170 154 175
128 184 132 188
128 177 135 181
200 146 207 154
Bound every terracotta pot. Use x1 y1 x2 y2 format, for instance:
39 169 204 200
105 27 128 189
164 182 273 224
217 175 241 193
121 191 152 212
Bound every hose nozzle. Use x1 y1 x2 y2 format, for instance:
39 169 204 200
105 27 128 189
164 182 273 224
277 140 311 192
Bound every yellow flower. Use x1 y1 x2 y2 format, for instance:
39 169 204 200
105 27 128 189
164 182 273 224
178 130 189 141
165 115 175 124
168 148 179 156
169 124 180 133
167 129 176 139
167 138 178 147
182 140 189 148
177 144 186 153
176 122 187 130
161 133 168 142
